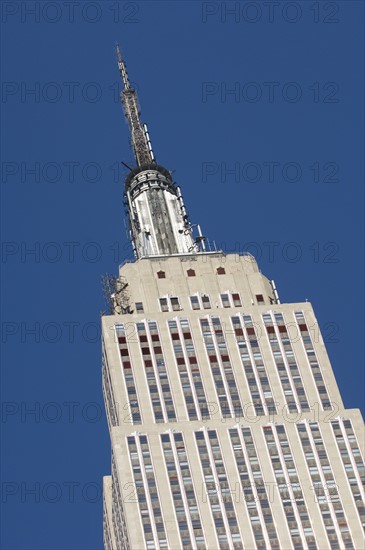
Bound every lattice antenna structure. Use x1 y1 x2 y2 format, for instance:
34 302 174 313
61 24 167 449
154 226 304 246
101 273 132 315
116 43 155 168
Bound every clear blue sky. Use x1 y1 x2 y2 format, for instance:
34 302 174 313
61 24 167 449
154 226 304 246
1 1 364 548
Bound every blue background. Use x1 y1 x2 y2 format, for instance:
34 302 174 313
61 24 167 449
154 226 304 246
1 1 364 548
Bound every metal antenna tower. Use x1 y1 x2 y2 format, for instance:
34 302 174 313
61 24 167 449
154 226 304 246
116 43 155 168
101 273 131 315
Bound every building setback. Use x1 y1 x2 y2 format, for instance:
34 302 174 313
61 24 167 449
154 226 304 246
102 45 365 550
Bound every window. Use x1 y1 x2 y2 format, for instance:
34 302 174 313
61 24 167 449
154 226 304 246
159 298 169 312
232 293 242 307
256 294 265 304
220 293 230 308
157 271 166 279
159 297 181 312
187 269 195 277
135 302 144 313
170 297 180 311
217 267 225 275
190 294 211 311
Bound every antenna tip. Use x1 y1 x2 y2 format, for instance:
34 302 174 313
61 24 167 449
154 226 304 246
116 42 123 63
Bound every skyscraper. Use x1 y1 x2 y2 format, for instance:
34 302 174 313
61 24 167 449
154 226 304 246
102 45 365 550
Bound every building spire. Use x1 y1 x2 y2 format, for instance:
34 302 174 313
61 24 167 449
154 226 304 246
116 43 205 259
116 43 154 167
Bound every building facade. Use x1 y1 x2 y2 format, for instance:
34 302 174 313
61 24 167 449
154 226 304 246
102 46 365 550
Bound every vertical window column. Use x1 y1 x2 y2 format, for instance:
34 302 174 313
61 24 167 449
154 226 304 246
212 317 244 419
168 319 198 420
297 422 354 549
243 314 277 415
168 319 210 421
147 321 176 422
136 321 176 423
160 432 206 549
229 427 280 549
262 313 300 413
294 311 331 410
263 425 317 549
200 318 232 419
331 419 365 534
115 324 141 424
111 452 130 550
200 317 243 419
195 429 243 549
179 318 210 420
274 313 310 411
127 435 168 549
231 315 266 416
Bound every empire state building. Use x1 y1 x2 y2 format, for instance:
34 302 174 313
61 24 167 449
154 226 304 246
101 45 365 550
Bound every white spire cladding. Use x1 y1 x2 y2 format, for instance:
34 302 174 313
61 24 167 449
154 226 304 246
116 43 205 258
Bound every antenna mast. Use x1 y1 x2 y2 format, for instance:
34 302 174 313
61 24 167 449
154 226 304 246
116 43 155 167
